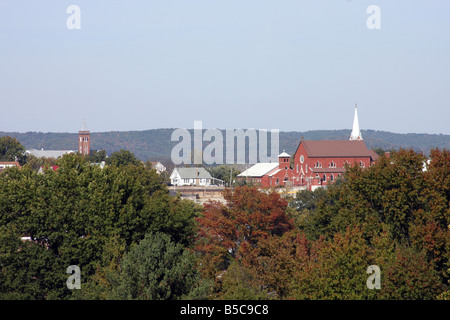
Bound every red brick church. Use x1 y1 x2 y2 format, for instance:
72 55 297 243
238 105 380 190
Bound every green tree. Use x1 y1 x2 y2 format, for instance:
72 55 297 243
206 165 241 186
87 149 107 163
117 232 206 300
106 149 142 167
22 155 57 172
0 136 27 165
0 153 200 299
289 148 449 298
0 226 65 299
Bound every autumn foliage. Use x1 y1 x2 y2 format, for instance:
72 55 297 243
195 149 449 299
195 186 293 277
0 148 448 300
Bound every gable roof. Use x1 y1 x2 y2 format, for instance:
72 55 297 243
237 163 279 178
278 151 290 158
300 140 374 158
174 167 212 179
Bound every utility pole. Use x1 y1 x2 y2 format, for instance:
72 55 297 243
229 166 233 188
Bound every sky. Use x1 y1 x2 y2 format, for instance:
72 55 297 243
0 0 449 134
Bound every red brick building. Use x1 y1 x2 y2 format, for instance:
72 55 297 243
78 119 90 155
292 139 379 190
238 105 380 190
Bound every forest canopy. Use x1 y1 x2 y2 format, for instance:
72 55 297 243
0 147 448 300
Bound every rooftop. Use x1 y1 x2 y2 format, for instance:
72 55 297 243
173 167 212 179
301 140 375 158
237 163 279 178
26 149 75 159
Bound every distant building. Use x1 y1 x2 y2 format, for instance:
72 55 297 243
237 162 279 185
78 119 90 155
25 149 74 159
150 161 167 174
292 139 378 190
237 105 380 190
170 167 213 186
25 120 91 158
0 161 21 173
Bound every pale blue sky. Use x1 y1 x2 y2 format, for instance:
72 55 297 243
1 1 449 134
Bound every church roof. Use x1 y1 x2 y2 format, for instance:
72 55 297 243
301 140 373 158
350 104 363 141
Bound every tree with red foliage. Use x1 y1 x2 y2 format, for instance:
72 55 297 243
196 186 293 276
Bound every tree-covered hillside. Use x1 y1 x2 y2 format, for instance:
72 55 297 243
1 129 449 163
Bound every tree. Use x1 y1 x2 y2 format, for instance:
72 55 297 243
117 232 207 300
0 226 65 299
22 155 57 172
87 149 107 163
196 186 293 279
289 148 449 298
0 152 201 299
206 165 241 186
106 149 142 167
238 231 305 299
289 226 377 300
0 136 27 165
289 187 328 233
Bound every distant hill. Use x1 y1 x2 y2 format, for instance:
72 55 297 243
1 129 449 163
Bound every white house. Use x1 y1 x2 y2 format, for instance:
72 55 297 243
170 167 213 186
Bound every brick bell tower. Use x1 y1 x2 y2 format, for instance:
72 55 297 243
78 118 90 155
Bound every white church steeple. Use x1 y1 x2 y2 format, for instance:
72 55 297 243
349 104 363 141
